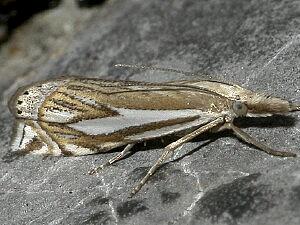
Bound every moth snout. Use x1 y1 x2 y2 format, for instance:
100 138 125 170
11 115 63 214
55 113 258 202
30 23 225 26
246 94 292 115
289 103 300 112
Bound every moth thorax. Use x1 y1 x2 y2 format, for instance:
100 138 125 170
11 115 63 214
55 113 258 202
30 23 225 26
9 80 65 120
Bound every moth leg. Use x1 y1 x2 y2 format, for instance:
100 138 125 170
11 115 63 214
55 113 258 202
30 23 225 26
130 117 225 196
228 123 297 157
89 143 135 175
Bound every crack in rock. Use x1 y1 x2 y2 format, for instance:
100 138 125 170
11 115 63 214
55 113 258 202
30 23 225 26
243 34 300 86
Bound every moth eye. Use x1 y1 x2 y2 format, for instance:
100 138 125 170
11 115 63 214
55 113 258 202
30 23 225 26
232 101 248 117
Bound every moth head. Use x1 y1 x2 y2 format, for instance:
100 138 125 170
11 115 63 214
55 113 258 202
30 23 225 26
231 95 292 117
194 80 297 117
242 93 298 116
231 92 298 117
9 80 66 120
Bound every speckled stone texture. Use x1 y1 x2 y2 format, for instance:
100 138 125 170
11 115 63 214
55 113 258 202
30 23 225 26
0 0 300 224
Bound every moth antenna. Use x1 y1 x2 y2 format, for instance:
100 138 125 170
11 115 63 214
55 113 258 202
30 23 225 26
114 63 197 76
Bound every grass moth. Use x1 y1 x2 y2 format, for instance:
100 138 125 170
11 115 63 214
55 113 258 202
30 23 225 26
8 75 300 196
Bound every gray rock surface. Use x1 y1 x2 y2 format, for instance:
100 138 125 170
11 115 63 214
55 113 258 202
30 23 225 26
0 0 300 224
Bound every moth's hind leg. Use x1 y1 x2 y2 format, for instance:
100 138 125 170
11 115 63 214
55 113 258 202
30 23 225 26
89 143 135 175
226 123 297 157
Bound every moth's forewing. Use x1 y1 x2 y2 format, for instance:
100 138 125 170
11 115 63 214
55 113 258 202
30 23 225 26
38 111 217 156
166 80 254 101
38 78 233 124
11 120 36 153
11 78 234 156
11 120 61 155
37 121 126 156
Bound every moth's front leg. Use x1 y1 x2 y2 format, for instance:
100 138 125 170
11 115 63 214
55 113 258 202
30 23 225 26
228 123 297 157
214 121 297 157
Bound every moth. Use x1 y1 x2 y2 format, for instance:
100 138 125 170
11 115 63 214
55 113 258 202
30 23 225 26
9 74 300 196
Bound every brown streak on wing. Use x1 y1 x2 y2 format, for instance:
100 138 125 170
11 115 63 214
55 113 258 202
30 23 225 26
50 98 87 112
23 136 44 153
39 89 120 123
38 121 75 155
40 116 201 152
62 86 232 112
25 120 56 154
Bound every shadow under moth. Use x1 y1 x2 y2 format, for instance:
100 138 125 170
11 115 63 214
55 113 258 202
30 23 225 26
8 72 300 196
